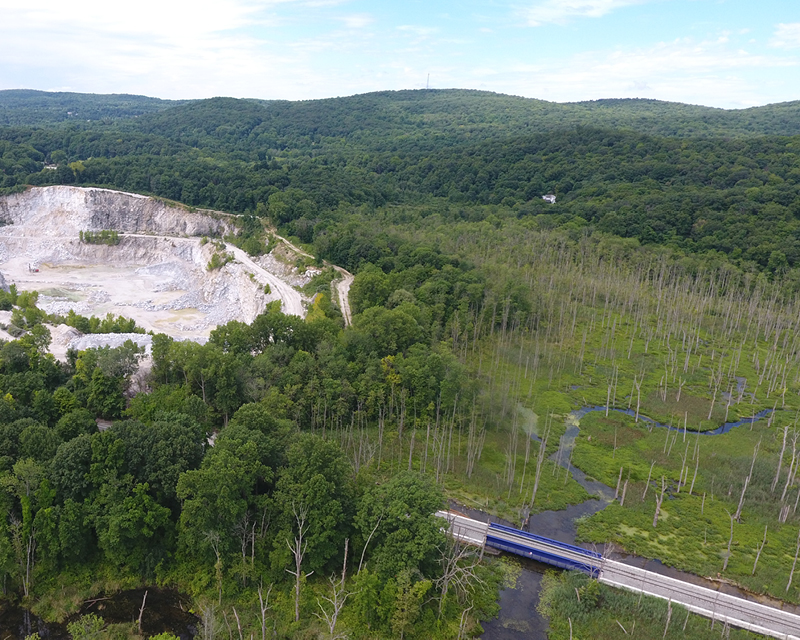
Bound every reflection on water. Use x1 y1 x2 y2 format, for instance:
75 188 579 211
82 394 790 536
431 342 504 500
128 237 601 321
0 588 198 640
481 558 551 640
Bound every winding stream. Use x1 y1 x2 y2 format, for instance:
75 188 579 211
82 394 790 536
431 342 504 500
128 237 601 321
0 405 783 640
481 403 782 639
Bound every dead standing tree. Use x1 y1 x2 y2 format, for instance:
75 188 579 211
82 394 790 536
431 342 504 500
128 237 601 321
733 438 760 522
752 525 768 576
653 476 667 528
722 510 734 572
316 538 350 638
436 537 485 619
789 528 800 593
286 503 313 623
258 582 273 640
529 424 550 507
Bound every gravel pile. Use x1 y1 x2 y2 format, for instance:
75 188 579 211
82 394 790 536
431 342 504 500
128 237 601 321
68 332 153 355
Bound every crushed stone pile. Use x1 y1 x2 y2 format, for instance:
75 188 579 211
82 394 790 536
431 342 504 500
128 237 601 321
67 332 153 355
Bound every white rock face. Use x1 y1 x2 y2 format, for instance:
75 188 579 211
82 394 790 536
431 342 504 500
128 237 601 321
0 186 306 348
0 186 234 237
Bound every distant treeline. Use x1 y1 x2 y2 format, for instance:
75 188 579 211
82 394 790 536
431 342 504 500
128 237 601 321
1 90 799 278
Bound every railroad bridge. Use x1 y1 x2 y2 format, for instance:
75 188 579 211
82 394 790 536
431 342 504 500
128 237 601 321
437 510 800 640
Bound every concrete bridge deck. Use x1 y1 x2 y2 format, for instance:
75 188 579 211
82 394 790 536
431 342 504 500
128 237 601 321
437 510 800 639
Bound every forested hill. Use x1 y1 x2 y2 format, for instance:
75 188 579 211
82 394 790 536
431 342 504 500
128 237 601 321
130 91 800 150
2 89 800 276
4 88 800 138
0 89 181 125
5 89 800 638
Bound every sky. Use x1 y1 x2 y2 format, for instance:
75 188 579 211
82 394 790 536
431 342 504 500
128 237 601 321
0 0 798 108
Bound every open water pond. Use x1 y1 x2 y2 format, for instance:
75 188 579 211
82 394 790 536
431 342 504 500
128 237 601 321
0 588 198 640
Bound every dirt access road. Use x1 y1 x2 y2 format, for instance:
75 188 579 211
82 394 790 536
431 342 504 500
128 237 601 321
119 234 305 318
226 243 304 317
333 268 354 326
271 232 354 326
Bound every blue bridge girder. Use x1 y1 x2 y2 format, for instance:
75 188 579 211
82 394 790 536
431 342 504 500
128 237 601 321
485 522 602 576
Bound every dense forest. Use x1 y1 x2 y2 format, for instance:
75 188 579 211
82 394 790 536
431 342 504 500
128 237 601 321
2 89 800 639
2 90 800 276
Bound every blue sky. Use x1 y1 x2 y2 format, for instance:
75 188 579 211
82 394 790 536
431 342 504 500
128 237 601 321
0 0 798 108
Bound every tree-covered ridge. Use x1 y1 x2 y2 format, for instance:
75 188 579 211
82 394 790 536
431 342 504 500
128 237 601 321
126 91 800 148
0 285 509 637
3 120 800 275
0 90 181 126
5 89 800 148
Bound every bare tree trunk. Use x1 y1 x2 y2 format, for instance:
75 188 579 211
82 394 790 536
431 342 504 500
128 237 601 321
642 460 655 501
138 590 148 634
774 426 790 492
408 429 415 471
258 582 273 640
530 427 550 507
203 531 223 605
734 438 760 521
232 607 243 640
783 435 799 502
635 376 642 423
788 528 800 593
689 441 700 495
722 510 734 572
316 539 350 635
752 525 768 575
286 504 313 622
358 513 383 574
653 477 666 528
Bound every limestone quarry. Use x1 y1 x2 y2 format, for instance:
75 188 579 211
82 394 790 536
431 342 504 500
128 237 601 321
0 186 326 355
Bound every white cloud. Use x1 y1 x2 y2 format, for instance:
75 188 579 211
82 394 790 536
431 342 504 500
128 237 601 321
475 36 798 107
0 0 276 40
771 23 800 49
0 0 319 98
524 0 644 26
341 14 374 29
397 25 439 37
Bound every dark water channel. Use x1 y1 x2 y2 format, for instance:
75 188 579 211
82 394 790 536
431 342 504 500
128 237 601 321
479 404 783 639
0 588 198 640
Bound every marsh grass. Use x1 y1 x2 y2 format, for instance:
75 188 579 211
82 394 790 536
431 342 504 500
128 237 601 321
574 408 800 602
538 570 767 639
